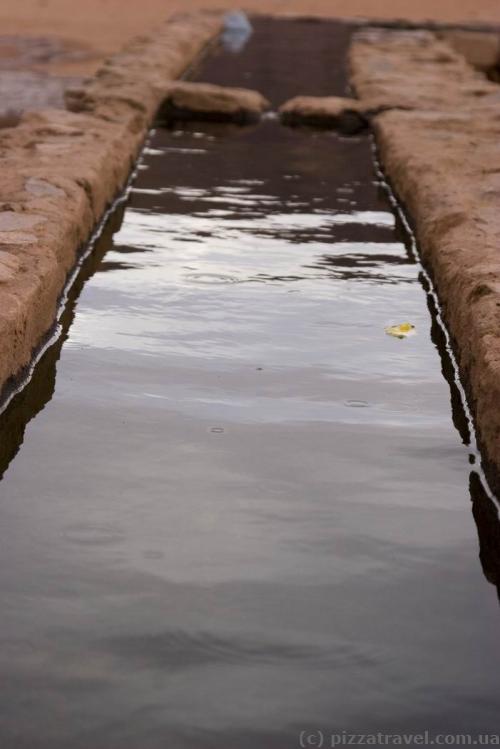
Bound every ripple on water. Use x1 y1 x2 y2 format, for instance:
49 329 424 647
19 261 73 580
183 272 241 285
62 524 125 547
99 628 377 670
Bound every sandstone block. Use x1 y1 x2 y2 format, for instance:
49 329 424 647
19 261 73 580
159 81 270 123
279 95 368 133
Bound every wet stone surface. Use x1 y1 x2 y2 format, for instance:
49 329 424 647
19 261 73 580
0 16 499 749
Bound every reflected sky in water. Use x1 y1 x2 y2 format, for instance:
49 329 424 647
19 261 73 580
0 16 500 749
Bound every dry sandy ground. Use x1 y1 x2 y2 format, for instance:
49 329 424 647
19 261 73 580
1 0 500 75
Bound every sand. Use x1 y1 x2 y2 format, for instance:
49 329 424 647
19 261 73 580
1 0 500 76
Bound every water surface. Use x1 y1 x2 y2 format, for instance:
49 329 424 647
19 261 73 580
0 17 500 748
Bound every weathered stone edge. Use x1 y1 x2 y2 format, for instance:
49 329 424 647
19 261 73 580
279 95 370 133
373 113 500 486
348 30 500 480
0 11 223 402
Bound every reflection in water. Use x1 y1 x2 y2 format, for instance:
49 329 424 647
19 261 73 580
1 16 500 746
306 244 415 285
424 274 472 447
0 205 125 481
0 121 498 605
470 472 500 600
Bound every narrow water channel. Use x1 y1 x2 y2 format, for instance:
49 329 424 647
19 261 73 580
1 17 500 748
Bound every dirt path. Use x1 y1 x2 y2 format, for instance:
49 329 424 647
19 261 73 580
1 0 500 76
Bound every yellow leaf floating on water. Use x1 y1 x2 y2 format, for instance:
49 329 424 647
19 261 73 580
384 322 416 339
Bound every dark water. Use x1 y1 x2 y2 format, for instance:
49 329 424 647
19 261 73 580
1 17 500 748
195 16 354 103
